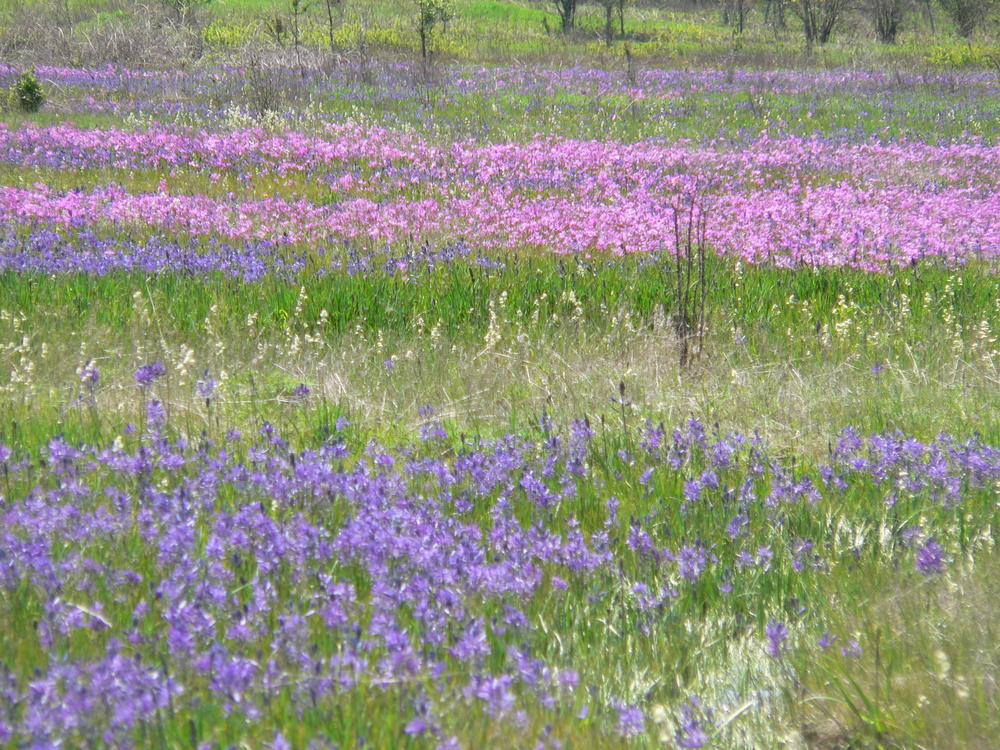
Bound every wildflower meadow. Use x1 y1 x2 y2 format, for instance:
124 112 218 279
2 1 1000 748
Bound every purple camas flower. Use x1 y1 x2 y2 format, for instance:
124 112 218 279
2 400 994 746
79 359 100 386
841 639 863 659
677 544 707 583
134 361 165 386
196 371 217 399
419 421 448 441
404 718 429 735
292 383 311 399
765 619 789 659
613 702 645 737
676 699 709 749
916 537 944 576
474 675 515 716
146 400 166 428
725 513 748 539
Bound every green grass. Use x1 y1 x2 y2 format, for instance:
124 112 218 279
1 4 1000 747
4 253 1000 455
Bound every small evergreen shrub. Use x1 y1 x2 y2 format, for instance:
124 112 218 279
14 70 44 113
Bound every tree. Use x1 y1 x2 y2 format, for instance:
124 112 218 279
937 0 990 36
597 0 629 44
551 0 577 32
288 0 312 74
158 0 214 27
764 0 788 30
867 0 908 42
789 0 846 44
597 0 615 44
414 0 452 60
323 0 343 53
722 0 747 32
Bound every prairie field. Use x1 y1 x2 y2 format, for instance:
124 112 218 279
2 1 1000 748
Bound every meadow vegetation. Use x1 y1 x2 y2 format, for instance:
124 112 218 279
1 1 1000 749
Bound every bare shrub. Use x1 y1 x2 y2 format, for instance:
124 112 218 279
0 2 202 67
242 48 286 117
551 0 578 32
670 192 710 370
937 0 990 37
789 0 847 45
235 46 313 118
867 0 910 42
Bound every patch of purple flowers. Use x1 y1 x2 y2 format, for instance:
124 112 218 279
916 537 944 576
134 361 166 386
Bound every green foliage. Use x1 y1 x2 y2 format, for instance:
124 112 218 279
937 0 993 38
413 0 453 58
12 70 44 114
459 0 547 24
202 17 262 46
925 42 1000 65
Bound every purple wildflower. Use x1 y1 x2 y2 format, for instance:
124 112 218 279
677 544 707 583
79 359 100 386
765 619 789 659
134 361 166 386
196 370 217 399
916 537 944 576
676 699 709 749
146 399 166 428
613 702 645 737
404 718 429 735
841 638 863 658
756 545 773 571
475 676 515 716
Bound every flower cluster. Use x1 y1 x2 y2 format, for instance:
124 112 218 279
0 410 993 745
1 122 998 268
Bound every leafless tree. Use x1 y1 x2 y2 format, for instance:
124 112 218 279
937 0 990 37
158 0 214 27
551 0 577 32
867 0 909 42
789 0 846 44
597 0 615 44
764 0 788 29
323 0 343 53
288 0 312 74
722 0 747 32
